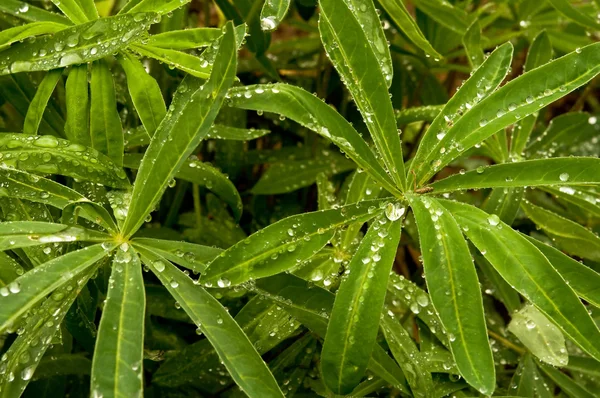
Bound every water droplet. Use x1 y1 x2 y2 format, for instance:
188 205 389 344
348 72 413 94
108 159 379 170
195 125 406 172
153 261 166 272
559 173 569 182
260 17 277 31
217 278 231 288
385 202 405 221
487 214 500 226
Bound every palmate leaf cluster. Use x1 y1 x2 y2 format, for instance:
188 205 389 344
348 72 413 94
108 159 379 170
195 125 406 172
0 0 599 397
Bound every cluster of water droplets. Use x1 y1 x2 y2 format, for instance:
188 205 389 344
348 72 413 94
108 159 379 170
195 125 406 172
107 191 132 221
0 13 158 75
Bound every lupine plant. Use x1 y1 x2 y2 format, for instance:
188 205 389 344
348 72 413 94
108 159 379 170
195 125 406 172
0 0 599 396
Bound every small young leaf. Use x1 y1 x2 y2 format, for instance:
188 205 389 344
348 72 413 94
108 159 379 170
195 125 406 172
508 304 568 366
23 69 63 135
463 20 484 69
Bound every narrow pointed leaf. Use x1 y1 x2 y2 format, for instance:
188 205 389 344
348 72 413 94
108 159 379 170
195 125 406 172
260 0 291 31
508 304 568 366
441 199 600 362
122 22 238 237
130 44 211 79
521 200 600 262
378 0 442 59
128 0 192 15
322 215 402 394
319 0 405 189
0 22 66 50
119 52 166 137
251 273 410 394
137 247 284 398
395 105 443 126
539 364 596 398
0 13 155 75
0 222 109 251
412 0 470 34
0 134 129 188
381 311 435 398
227 84 400 196
525 234 600 308
463 20 484 69
410 43 513 186
200 199 386 287
0 243 111 333
145 28 224 49
526 113 597 159
430 158 600 193
91 245 145 398
0 1 70 24
49 0 91 24
207 125 270 140
131 237 222 273
409 195 495 394
545 0 600 30
508 353 536 397
524 31 553 73
23 69 63 135
0 266 97 397
90 60 124 166
65 65 91 146
419 42 600 184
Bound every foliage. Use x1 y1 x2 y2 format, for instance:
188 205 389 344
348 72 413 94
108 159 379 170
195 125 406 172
0 0 599 397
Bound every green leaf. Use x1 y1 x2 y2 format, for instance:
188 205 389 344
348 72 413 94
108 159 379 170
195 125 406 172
539 363 596 398
127 0 192 15
0 1 71 24
321 214 402 394
430 158 600 193
251 155 355 195
207 125 270 140
395 105 443 126
132 237 222 273
412 0 470 34
145 27 223 49
0 13 155 75
381 310 434 398
130 44 211 79
0 243 111 333
260 0 291 31
319 0 405 190
0 221 109 251
441 199 600 362
524 31 553 73
50 0 92 24
0 134 129 188
565 356 600 378
482 186 524 225
64 65 91 146
137 247 284 398
121 22 238 238
508 304 568 366
409 43 514 187
251 273 410 394
118 52 166 137
525 234 600 308
227 84 401 196
526 113 597 159
463 20 484 69
417 42 600 185
200 199 385 287
378 0 442 59
508 353 537 397
0 266 97 397
23 69 63 135
0 22 66 50
91 244 145 398
0 252 23 287
90 60 124 166
521 200 600 262
541 186 600 220
545 0 600 30
409 195 495 394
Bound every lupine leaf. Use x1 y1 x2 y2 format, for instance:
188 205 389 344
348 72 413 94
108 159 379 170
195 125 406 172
545 0 600 30
319 0 405 189
260 0 291 31
442 199 600 362
463 20 484 69
200 200 386 287
0 221 108 251
121 22 238 237
64 65 91 146
0 13 155 75
430 158 600 193
321 214 402 394
0 22 66 50
131 237 222 273
91 244 146 398
0 243 111 333
0 1 71 24
227 84 401 196
409 195 495 394
0 134 129 188
90 60 124 166
119 52 166 137
23 69 63 135
137 247 284 397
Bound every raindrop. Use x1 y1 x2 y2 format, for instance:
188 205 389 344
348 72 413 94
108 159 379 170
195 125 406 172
559 173 569 182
